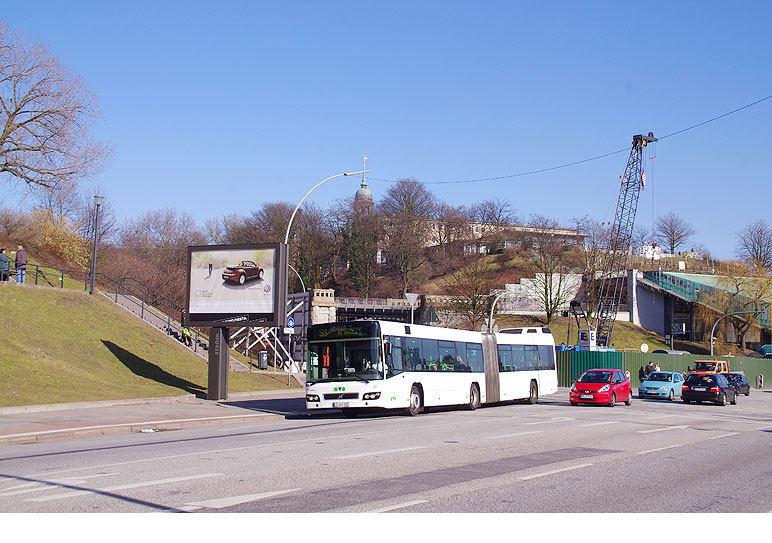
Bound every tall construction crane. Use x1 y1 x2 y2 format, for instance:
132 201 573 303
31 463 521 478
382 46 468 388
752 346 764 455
592 132 657 347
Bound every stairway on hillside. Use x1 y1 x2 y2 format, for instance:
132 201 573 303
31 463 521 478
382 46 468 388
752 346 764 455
101 291 251 372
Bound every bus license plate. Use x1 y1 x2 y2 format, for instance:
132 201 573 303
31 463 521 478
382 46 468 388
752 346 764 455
580 394 593 399
333 402 349 408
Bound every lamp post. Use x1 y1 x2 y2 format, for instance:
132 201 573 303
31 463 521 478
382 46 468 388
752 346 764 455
281 169 369 382
89 195 105 295
284 170 370 245
710 310 764 356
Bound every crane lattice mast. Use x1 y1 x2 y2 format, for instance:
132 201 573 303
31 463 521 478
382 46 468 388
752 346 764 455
592 132 657 347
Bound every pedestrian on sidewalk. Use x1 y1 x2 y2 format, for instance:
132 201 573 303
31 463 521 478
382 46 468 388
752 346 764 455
15 245 27 284
0 248 10 281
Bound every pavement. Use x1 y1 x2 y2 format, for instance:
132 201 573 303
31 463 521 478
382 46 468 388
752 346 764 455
0 388 308 445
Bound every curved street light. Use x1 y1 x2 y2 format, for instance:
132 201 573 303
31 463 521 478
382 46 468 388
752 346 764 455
284 170 370 245
710 309 764 356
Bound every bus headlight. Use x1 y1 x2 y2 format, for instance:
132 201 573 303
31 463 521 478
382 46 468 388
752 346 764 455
362 392 381 400
306 394 320 402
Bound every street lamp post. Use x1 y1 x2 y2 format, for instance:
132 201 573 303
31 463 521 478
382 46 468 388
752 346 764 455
284 170 370 244
89 195 105 295
710 310 764 356
281 170 370 382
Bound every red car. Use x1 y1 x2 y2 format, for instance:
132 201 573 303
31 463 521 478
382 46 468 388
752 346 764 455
569 368 632 407
222 260 264 285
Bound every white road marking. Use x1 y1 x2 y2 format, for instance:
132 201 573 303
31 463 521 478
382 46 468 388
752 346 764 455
1 414 275 440
185 488 301 509
334 446 426 459
26 473 221 502
177 505 202 512
638 444 684 455
708 432 740 440
580 421 620 427
366 500 427 513
0 473 117 497
525 417 574 425
637 425 688 434
484 430 544 439
518 463 593 480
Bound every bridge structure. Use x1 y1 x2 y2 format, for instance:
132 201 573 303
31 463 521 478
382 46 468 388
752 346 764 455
630 270 771 346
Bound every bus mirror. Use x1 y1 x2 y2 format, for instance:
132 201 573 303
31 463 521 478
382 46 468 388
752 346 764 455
384 342 392 356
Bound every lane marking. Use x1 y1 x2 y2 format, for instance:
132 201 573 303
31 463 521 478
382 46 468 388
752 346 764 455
708 432 739 440
580 421 620 427
334 446 426 459
518 463 593 480
2 414 277 440
637 425 688 434
26 473 221 503
0 473 118 497
484 430 544 439
638 444 684 455
366 500 427 513
185 488 301 509
525 417 574 425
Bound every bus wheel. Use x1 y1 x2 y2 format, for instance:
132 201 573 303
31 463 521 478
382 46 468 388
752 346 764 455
342 409 359 418
408 385 422 416
468 384 480 410
528 381 538 404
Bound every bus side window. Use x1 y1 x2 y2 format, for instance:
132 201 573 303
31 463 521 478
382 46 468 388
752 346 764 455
386 335 405 375
525 345 539 370
511 345 525 371
439 341 455 372
498 345 512 372
466 343 484 372
423 339 439 371
537 345 555 370
454 341 469 372
406 337 422 371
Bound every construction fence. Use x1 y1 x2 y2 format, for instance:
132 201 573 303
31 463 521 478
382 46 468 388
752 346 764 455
555 351 769 389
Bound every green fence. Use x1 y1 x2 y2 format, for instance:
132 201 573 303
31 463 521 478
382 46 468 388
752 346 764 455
556 351 770 389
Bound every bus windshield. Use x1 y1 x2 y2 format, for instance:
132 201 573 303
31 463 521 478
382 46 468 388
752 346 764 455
307 322 383 382
308 338 382 382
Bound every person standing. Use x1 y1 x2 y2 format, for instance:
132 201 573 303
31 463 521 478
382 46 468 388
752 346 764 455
0 248 11 281
15 245 27 284
645 361 654 378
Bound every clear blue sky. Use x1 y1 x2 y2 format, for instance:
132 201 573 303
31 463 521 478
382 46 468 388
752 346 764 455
2 1 771 259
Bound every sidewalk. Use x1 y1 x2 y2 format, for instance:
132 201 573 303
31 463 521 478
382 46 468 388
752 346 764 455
0 389 307 445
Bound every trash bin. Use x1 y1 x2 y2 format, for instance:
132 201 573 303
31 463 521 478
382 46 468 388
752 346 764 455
258 351 268 370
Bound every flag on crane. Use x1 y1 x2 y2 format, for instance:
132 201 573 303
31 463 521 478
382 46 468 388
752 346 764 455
641 170 646 187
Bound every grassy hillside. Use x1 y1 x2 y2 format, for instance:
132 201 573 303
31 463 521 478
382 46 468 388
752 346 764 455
0 284 298 407
493 314 712 354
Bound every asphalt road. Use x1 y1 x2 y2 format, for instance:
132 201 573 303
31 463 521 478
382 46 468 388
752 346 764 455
1 390 771 514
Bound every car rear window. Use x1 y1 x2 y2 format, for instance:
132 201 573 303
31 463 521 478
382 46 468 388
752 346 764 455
647 372 671 382
686 374 716 386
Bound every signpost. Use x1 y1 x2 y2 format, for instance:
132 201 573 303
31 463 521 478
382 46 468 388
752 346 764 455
405 293 419 324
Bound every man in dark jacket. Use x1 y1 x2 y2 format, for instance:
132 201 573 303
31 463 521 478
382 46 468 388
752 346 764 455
15 245 27 284
0 248 11 281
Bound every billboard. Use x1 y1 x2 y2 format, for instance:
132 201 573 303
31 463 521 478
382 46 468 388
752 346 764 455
184 243 288 327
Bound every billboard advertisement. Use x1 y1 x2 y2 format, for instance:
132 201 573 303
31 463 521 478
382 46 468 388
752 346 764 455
185 243 288 327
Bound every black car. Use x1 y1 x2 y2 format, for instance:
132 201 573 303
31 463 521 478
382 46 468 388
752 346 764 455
724 373 751 396
682 373 737 406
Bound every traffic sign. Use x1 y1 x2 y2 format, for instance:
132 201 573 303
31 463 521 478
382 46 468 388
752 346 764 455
287 316 295 328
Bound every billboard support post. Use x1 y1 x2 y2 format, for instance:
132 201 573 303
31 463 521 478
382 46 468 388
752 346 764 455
207 327 229 400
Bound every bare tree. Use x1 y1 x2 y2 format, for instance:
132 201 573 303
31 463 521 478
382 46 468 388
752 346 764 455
379 178 434 295
294 203 334 291
653 212 696 254
0 21 110 189
439 258 496 330
527 215 578 324
735 219 772 273
432 201 470 257
574 216 609 315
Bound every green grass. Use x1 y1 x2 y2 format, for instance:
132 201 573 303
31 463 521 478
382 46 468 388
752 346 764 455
0 284 299 407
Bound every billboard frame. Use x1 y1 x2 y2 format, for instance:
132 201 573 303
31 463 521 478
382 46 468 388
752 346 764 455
184 243 288 328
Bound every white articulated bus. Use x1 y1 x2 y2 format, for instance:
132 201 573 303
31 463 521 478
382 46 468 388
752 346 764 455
304 320 558 417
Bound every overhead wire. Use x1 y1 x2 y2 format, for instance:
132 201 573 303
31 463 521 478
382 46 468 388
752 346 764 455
369 93 772 187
